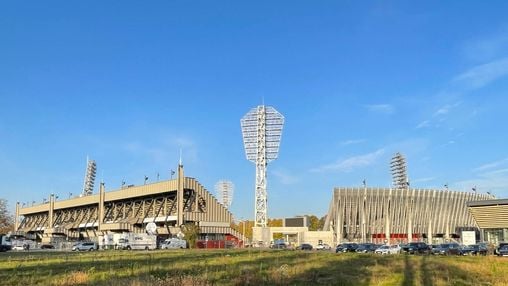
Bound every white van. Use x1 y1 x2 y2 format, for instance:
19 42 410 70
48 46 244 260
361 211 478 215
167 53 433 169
118 233 157 250
160 238 187 249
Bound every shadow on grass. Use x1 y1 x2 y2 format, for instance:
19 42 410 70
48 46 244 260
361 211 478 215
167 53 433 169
286 253 375 285
402 254 415 286
420 254 433 286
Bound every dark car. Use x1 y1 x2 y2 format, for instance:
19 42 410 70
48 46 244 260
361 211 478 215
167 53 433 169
496 243 508 256
460 244 488 256
335 243 358 253
431 243 461 255
40 244 55 249
355 243 378 253
498 245 508 257
298 243 313 250
401 242 430 254
271 242 287 249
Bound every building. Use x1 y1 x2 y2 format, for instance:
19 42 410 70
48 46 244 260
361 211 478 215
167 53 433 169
467 199 508 244
14 164 243 248
323 187 494 244
252 216 333 247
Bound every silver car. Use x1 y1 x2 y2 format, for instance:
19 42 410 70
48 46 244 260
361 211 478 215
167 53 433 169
72 242 97 251
375 244 401 255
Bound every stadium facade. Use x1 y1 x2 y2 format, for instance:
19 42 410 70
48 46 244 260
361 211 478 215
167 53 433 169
324 187 494 244
14 164 243 248
467 199 508 244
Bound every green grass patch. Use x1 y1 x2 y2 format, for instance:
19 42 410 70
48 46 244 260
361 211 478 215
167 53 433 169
1 250 507 285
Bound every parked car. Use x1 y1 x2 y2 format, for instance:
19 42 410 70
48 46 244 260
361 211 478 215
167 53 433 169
271 242 288 249
315 243 332 251
297 243 313 250
459 244 488 256
12 245 25 251
72 242 97 251
498 245 508 257
355 243 379 253
375 244 401 255
40 244 55 249
496 242 508 255
401 242 430 254
431 243 461 255
335 243 358 253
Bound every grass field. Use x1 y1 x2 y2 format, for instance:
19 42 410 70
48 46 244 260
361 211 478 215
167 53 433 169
1 249 508 285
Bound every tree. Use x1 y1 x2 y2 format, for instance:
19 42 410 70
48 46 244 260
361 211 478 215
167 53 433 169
231 220 254 240
181 223 200 249
308 215 320 231
307 215 326 231
0 199 13 234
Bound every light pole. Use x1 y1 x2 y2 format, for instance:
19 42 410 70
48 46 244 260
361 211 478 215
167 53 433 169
242 219 246 248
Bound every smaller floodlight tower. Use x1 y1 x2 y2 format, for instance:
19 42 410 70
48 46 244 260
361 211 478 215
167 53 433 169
390 152 414 242
390 152 408 190
241 105 284 227
82 157 97 196
215 180 234 209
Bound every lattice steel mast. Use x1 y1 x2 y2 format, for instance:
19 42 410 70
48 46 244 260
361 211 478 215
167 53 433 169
215 180 234 209
390 152 408 190
241 105 284 227
82 157 97 196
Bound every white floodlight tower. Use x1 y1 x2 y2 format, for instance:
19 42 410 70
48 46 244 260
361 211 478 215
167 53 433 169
215 180 235 209
390 152 408 190
82 157 97 196
241 105 284 227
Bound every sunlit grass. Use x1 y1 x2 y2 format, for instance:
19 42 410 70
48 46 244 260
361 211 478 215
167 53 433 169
1 250 507 285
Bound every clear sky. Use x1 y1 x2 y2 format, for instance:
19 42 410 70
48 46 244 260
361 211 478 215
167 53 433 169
2 1 508 220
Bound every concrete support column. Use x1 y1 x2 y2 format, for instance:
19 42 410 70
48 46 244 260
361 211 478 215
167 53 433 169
98 183 105 230
15 202 20 232
386 189 392 244
385 214 390 243
407 213 413 243
177 163 184 226
407 189 413 243
361 194 366 243
336 207 342 244
428 219 433 244
445 222 450 241
48 194 54 228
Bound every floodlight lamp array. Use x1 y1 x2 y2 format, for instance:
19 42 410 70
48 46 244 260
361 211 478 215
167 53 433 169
241 106 284 163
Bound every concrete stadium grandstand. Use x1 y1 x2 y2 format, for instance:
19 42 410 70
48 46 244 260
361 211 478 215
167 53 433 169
323 187 494 244
13 163 244 248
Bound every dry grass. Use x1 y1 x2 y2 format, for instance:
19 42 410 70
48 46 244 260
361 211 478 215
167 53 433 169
1 250 508 285
54 271 90 286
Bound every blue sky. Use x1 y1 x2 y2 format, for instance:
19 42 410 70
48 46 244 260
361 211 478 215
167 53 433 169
2 1 508 219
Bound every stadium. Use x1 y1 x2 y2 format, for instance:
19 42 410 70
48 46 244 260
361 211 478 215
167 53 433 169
323 187 494 244
13 163 243 248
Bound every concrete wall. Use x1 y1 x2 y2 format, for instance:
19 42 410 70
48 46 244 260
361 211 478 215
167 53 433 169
302 231 334 247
